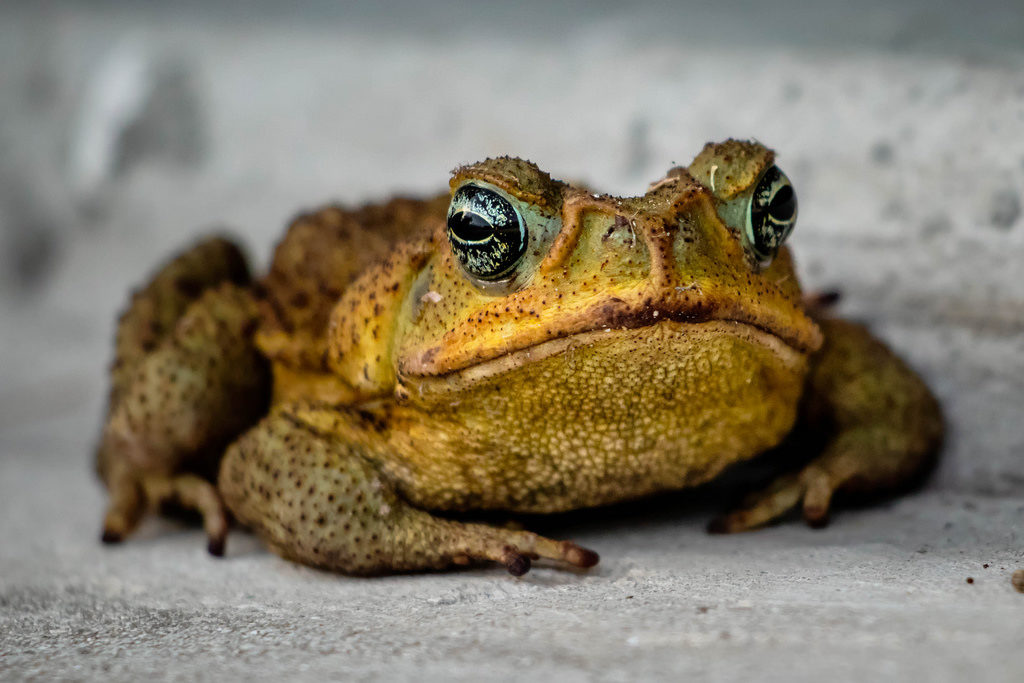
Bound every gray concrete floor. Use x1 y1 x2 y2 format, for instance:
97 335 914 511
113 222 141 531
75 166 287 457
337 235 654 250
2 2 1023 681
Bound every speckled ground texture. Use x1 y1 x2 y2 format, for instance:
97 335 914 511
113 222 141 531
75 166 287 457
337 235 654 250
2 1 1024 681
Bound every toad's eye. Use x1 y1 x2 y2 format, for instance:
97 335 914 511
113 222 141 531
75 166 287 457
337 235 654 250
447 183 528 281
746 165 797 264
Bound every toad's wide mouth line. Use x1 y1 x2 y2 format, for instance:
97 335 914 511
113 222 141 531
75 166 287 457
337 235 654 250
402 317 808 386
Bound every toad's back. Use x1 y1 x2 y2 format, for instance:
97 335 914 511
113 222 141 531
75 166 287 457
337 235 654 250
253 195 448 400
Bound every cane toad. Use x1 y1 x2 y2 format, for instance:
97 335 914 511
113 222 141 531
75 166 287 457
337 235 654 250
95 140 943 575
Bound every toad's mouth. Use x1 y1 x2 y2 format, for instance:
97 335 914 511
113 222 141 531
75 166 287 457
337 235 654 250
401 318 809 390
398 291 823 379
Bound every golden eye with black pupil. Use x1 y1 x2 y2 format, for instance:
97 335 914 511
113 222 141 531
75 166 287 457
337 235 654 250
746 165 798 264
447 183 528 281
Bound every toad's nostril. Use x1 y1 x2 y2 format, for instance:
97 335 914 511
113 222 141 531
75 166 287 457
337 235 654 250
601 215 637 246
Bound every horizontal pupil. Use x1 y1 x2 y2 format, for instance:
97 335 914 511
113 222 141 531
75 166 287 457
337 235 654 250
768 185 795 222
449 211 494 242
447 184 529 280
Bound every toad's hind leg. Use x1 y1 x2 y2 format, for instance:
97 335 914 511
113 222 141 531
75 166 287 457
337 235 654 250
710 318 943 533
219 411 599 575
97 238 271 553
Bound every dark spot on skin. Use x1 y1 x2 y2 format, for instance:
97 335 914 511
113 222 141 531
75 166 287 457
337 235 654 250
290 291 310 308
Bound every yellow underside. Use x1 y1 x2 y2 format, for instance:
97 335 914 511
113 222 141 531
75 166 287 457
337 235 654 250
381 319 810 513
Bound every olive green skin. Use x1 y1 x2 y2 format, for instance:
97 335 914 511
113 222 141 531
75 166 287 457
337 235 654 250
96 140 942 575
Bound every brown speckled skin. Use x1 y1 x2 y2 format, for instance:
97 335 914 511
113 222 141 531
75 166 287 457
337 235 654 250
97 140 943 575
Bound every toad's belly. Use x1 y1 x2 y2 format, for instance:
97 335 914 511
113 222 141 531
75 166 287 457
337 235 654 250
383 320 809 512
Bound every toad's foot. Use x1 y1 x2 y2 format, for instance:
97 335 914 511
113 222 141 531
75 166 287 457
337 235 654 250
101 461 229 556
219 411 599 576
708 434 912 533
710 317 943 534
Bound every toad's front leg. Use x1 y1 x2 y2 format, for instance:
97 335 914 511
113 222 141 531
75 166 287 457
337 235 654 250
711 317 944 532
218 409 599 576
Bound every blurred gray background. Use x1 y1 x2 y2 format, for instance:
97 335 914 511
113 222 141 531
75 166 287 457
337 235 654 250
2 1 1023 681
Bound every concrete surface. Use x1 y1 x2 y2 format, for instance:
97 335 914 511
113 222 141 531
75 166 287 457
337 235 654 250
2 2 1023 681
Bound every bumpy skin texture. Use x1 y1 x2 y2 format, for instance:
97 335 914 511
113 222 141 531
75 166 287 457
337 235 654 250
97 140 943 575
97 240 270 553
220 410 595 575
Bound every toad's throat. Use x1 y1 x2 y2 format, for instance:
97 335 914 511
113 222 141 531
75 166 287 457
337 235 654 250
400 292 822 378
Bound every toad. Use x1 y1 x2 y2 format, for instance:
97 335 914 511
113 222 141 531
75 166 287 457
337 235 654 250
95 140 942 575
